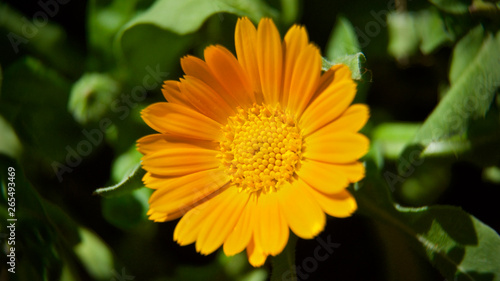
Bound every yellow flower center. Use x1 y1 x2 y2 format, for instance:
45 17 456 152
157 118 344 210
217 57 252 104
219 104 302 194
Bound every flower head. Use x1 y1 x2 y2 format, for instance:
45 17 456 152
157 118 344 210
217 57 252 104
137 17 369 266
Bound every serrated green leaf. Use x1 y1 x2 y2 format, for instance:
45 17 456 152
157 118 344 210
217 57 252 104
355 167 500 281
402 29 500 160
322 54 366 81
324 16 365 80
449 25 484 85
94 163 146 197
326 16 361 61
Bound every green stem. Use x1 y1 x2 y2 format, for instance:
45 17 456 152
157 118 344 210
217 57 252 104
271 232 298 281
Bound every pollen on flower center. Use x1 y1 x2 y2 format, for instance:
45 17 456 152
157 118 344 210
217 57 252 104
218 104 302 194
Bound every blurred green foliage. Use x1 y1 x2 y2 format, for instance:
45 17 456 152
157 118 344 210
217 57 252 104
1 0 500 280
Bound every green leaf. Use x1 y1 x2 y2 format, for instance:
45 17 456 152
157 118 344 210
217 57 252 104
429 0 471 14
115 0 277 84
0 115 22 159
94 163 146 197
355 167 500 281
119 0 276 36
102 188 150 228
73 228 114 280
68 73 121 125
402 29 500 160
373 123 421 160
324 16 365 80
416 8 454 54
388 9 453 58
280 0 300 26
0 57 83 164
322 54 366 81
387 12 419 59
326 16 361 61
87 0 141 66
449 25 484 85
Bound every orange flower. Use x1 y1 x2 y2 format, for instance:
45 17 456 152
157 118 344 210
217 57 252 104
137 17 369 266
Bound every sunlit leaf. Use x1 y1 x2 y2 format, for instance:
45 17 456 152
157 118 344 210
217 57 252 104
322 54 366 81
373 123 421 160
401 28 500 160
355 165 500 281
449 25 484 85
74 228 114 280
324 16 365 80
326 16 361 61
387 12 419 59
116 0 277 85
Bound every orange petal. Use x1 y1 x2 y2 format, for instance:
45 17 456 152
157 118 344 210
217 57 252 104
256 18 283 105
161 80 194 109
142 172 175 190
286 43 321 117
278 180 325 239
173 197 216 246
321 104 369 133
141 147 219 176
204 45 254 106
254 192 289 256
148 168 229 218
282 25 309 107
303 130 369 164
137 134 217 156
195 187 249 255
309 64 343 102
180 55 240 109
141 102 222 141
180 75 235 123
300 65 356 136
306 188 358 218
224 193 257 256
235 17 263 103
247 236 267 267
296 159 350 194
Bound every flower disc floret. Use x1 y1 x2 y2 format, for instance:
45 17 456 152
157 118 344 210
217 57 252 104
219 104 302 193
